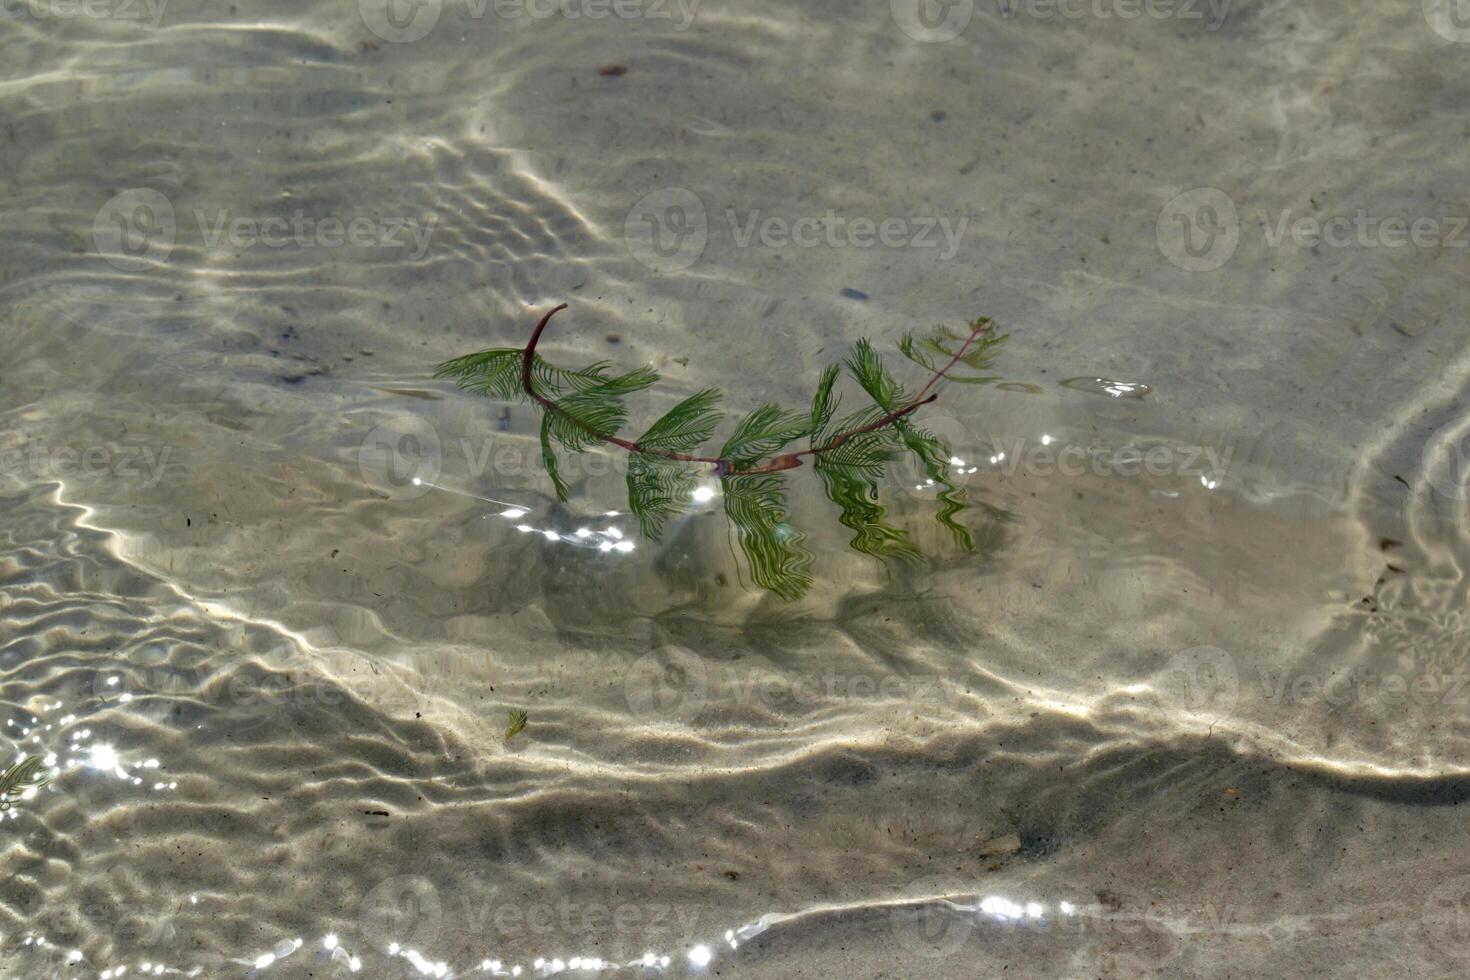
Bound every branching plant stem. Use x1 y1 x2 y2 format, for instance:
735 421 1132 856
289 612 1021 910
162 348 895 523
520 303 992 476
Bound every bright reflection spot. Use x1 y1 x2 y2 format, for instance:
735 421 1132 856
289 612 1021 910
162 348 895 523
979 896 1026 920
691 484 717 503
613 541 635 554
688 945 712 967
500 508 529 519
605 526 623 539
574 528 592 538
1026 902 1044 919
254 953 275 968
1059 900 1075 914
541 530 559 542
1041 434 1055 446
515 524 533 533
324 935 338 951
88 743 119 772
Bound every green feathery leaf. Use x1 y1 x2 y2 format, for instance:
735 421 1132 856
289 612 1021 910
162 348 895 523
814 430 921 562
435 348 621 402
845 338 906 410
896 418 973 551
897 333 937 372
628 455 698 539
721 474 812 599
640 389 723 451
721 405 810 470
504 708 528 742
540 412 569 500
809 365 842 440
0 755 49 812
625 389 723 539
437 309 1006 599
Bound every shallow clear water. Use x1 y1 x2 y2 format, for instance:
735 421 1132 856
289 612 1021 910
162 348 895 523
5 0 1470 977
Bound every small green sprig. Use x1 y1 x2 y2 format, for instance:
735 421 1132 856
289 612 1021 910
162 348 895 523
437 305 1006 599
0 755 50 812
504 709 528 742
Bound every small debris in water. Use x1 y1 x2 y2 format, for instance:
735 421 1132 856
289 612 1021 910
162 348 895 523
1060 377 1152 400
978 832 1021 857
840 287 870 301
598 64 628 77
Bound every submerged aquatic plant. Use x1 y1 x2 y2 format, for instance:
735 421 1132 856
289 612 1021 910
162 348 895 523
504 708 528 742
437 304 1006 599
0 755 50 812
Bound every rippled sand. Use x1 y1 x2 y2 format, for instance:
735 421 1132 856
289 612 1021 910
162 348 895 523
4 0 1470 976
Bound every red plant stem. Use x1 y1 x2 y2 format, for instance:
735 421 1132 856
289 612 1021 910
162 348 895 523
520 304 989 477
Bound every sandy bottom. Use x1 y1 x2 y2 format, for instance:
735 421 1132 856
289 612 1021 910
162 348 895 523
4 0 1470 976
